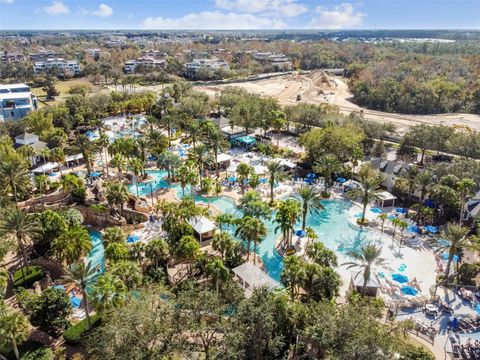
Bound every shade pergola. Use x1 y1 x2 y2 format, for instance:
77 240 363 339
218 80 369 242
232 262 279 297
32 162 59 173
187 216 217 242
216 153 232 164
377 191 397 208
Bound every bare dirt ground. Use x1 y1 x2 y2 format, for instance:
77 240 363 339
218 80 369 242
197 71 480 132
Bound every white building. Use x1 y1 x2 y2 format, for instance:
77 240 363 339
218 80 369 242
185 57 229 76
14 132 47 165
232 263 279 298
0 84 37 122
123 57 166 73
84 48 101 60
252 52 291 69
33 58 81 76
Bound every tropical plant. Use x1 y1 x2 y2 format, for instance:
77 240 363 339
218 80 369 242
90 273 127 313
236 163 252 195
346 173 382 224
281 255 306 300
177 161 199 197
343 244 384 296
105 242 129 263
235 216 267 263
110 260 142 289
306 242 337 267
215 213 237 231
176 235 201 272
128 158 144 196
157 151 182 180
0 158 31 203
293 186 325 230
415 170 435 203
0 305 30 360
105 181 129 216
274 199 301 249
211 232 235 261
110 154 126 179
70 134 97 176
102 227 126 247
314 154 342 193
205 258 229 294
51 224 92 266
63 261 97 329
378 213 388 233
203 124 228 176
457 178 476 224
145 238 170 273
399 165 419 201
265 160 287 204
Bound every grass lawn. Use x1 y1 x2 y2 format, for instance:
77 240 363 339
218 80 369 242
404 334 435 356
13 265 45 288
32 78 95 108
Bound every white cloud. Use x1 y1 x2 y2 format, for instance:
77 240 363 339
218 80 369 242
43 0 69 15
0 0 15 4
92 3 113 17
215 0 307 17
142 11 286 30
309 3 365 29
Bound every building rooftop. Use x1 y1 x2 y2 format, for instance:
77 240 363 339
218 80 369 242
0 92 32 101
15 132 38 142
232 262 279 291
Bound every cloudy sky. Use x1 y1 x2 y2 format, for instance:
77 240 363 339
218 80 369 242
0 0 479 30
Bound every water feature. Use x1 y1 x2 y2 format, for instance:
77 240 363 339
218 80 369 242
127 170 383 281
87 230 105 278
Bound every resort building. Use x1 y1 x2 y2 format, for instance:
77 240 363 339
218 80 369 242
84 48 101 60
14 132 47 165
0 83 38 121
123 57 166 73
185 57 229 77
1 51 26 64
29 50 59 62
140 49 167 59
369 158 410 192
232 263 279 298
33 58 81 76
252 52 292 70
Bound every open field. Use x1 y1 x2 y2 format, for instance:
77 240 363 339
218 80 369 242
196 71 480 132
32 78 96 108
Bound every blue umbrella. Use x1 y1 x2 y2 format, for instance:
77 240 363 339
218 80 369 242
90 172 101 178
425 225 439 233
401 286 418 296
70 297 81 308
295 229 306 237
306 172 316 179
441 253 459 263
407 225 420 233
259 178 267 184
387 215 396 221
53 284 65 291
148 155 157 161
370 207 383 214
228 176 237 182
127 234 140 243
475 304 480 315
392 273 409 284
336 177 347 183
304 178 313 184
396 208 407 214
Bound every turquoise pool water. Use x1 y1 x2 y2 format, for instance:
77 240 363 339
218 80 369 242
87 230 105 278
127 170 380 281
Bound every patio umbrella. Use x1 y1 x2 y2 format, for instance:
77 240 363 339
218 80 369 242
425 225 439 233
396 208 407 214
304 178 313 184
228 176 237 182
400 286 418 296
127 234 140 243
306 172 316 179
370 207 383 214
53 284 65 291
387 215 396 221
90 172 101 178
407 225 420 233
259 178 267 184
441 253 459 263
70 297 82 308
336 177 347 183
392 273 409 283
295 229 306 237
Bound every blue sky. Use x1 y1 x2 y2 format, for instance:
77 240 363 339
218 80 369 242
0 0 479 30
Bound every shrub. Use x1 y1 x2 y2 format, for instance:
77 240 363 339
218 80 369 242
63 314 102 345
49 181 60 191
68 84 90 95
20 346 54 360
90 203 107 214
13 266 45 289
71 187 86 203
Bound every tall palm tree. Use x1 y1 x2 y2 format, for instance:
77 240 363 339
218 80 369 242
281 255 305 300
110 154 126 180
188 144 210 182
71 134 97 176
378 213 388 233
314 154 342 194
203 124 228 177
270 109 286 147
90 273 127 313
147 130 169 159
274 199 301 249
293 186 324 230
145 238 170 273
51 224 92 266
157 151 182 180
184 121 201 150
266 160 287 205
105 181 129 216
212 231 236 260
0 210 40 280
0 158 31 203
415 170 435 204
49 147 65 176
0 306 30 360
128 158 144 196
236 163 252 195
434 223 470 279
235 216 267 263
177 161 198 197
135 138 149 177
343 244 384 296
63 261 97 329
215 213 237 231
457 178 476 224
346 174 382 224
205 258 229 294
399 165 419 202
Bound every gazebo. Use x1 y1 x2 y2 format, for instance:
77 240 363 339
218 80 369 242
377 190 397 208
232 262 279 297
349 271 380 297
232 135 257 148
187 216 217 243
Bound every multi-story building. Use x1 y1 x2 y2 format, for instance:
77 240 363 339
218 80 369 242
29 50 59 62
140 49 167 59
0 83 38 122
185 57 229 77
252 52 292 70
85 48 101 60
1 51 26 64
33 58 81 76
123 57 166 73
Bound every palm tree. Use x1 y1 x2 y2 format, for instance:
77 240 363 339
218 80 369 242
128 158 144 196
274 199 301 249
415 170 435 204
215 213 236 231
346 174 382 224
314 154 342 194
0 210 40 281
203 124 228 177
51 224 92 266
457 178 476 224
49 147 65 176
157 151 182 181
177 162 198 197
129 241 145 270
306 242 337 267
397 220 408 253
205 258 229 294
63 261 97 329
293 186 324 230
0 158 31 203
266 161 287 205
110 154 126 180
109 260 142 290
235 216 267 263
270 109 286 147
188 144 210 182
135 138 149 177
434 223 470 279
0 306 30 360
305 226 318 247
105 181 129 216
378 213 388 233
399 165 419 201
343 244 384 296
236 163 252 195
184 121 201 150
71 134 97 176
145 238 170 273
281 255 305 300
147 130 169 159
90 273 127 313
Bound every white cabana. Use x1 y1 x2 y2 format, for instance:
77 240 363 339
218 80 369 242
65 153 83 163
216 153 232 164
226 163 238 173
270 158 296 169
253 165 267 174
377 191 397 208
32 162 59 174
232 262 279 297
187 216 217 243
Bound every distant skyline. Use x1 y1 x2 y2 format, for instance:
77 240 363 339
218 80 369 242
0 0 479 30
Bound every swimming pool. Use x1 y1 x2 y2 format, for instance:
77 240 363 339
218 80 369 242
128 170 382 281
87 230 105 278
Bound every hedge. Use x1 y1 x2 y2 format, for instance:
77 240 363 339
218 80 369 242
20 347 53 360
63 314 102 345
13 266 45 289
